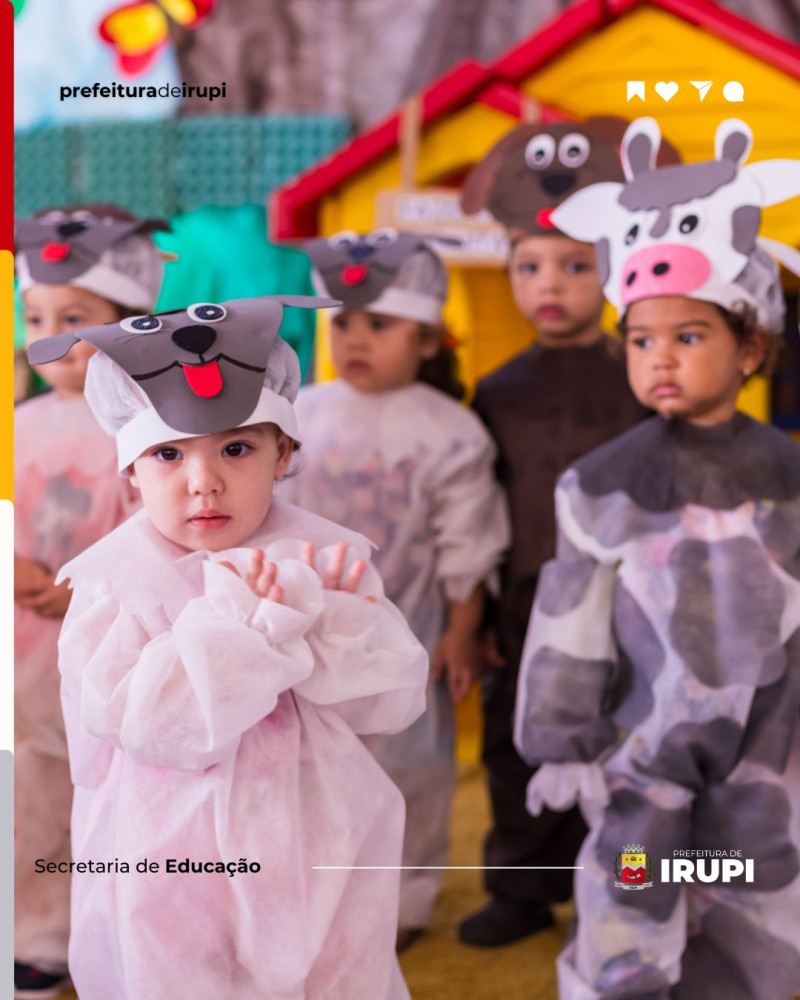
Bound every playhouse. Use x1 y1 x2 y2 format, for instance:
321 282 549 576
270 0 800 420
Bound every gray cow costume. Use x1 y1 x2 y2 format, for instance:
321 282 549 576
515 117 800 998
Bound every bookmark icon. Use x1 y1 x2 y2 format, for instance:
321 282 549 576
626 81 645 102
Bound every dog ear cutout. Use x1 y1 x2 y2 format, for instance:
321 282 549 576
582 115 630 148
267 294 342 309
139 218 172 235
27 332 80 365
460 127 541 215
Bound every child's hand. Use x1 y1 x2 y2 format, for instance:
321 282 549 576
301 541 376 601
480 627 507 672
14 554 51 602
18 573 73 619
432 629 482 704
218 549 284 604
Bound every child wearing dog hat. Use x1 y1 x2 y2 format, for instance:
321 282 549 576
29 295 428 1000
284 231 510 950
14 204 167 998
457 120 655 947
515 116 800 999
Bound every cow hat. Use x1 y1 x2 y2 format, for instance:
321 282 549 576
551 117 800 333
460 117 681 239
304 229 456 325
16 205 172 311
27 295 340 471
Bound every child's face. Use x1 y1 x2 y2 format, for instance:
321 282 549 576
624 297 766 425
24 284 119 397
129 424 294 552
509 235 605 347
329 310 439 393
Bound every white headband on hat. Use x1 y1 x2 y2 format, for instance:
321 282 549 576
114 385 300 472
327 286 444 325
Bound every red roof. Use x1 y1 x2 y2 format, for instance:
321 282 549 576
269 0 800 241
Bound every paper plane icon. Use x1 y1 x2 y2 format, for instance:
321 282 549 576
690 81 713 102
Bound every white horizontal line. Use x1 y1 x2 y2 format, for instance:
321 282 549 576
312 866 584 870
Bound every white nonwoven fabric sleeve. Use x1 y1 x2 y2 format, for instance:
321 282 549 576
296 590 428 735
429 425 510 603
63 558 325 773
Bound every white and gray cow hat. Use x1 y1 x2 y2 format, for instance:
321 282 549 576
551 117 800 333
27 295 339 471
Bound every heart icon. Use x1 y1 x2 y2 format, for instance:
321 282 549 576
655 81 679 102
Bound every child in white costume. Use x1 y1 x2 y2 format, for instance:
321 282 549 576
14 205 164 997
285 231 510 947
31 295 428 1000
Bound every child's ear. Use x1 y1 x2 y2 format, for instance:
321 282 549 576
418 326 442 360
275 432 294 476
740 329 770 378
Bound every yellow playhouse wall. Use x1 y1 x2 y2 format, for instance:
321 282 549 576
522 6 800 248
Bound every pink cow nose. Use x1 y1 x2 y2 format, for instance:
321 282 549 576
620 243 712 306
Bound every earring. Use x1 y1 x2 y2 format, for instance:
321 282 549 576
742 367 752 377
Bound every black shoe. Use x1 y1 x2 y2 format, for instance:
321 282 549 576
14 962 70 999
458 897 555 947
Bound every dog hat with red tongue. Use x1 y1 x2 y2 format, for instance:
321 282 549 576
27 295 340 471
16 205 171 310
303 229 455 324
460 117 680 240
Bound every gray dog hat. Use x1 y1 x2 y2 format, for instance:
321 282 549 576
16 207 170 310
304 229 454 324
28 295 340 470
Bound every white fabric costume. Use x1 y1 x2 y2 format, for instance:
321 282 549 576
14 392 139 970
281 379 510 928
58 499 427 1000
